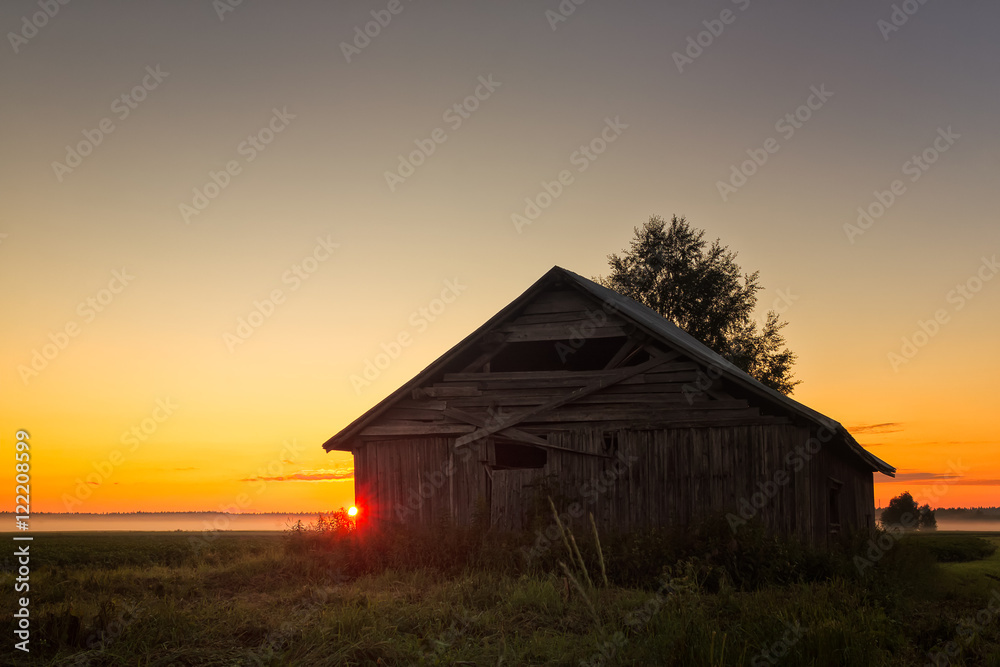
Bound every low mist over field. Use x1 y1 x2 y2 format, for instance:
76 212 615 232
5 508 1000 533
0 512 317 532
936 520 1000 532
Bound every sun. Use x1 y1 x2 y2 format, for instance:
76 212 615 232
347 506 358 517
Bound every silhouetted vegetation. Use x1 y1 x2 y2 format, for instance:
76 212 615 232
880 491 937 531
598 215 799 394
3 518 998 665
906 533 997 563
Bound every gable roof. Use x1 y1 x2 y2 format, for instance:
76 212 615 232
324 266 894 477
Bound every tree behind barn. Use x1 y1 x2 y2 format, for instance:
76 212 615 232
598 215 799 394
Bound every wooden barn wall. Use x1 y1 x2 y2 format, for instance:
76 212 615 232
353 424 877 546
808 437 877 545
353 437 487 527
485 424 802 533
484 424 876 545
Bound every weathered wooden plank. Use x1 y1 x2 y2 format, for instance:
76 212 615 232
519 291 597 315
472 382 693 397
448 390 708 408
446 397 750 417
507 310 620 326
443 369 600 382
618 370 699 385
461 376 611 390
382 408 448 421
514 416 791 432
441 363 698 384
395 398 447 410
447 395 556 408
434 368 699 394
557 398 751 412
497 319 624 335
360 421 476 436
442 408 550 448
454 356 673 448
604 339 639 369
412 386 482 398
504 325 628 342
518 406 761 424
577 392 703 404
602 383 691 394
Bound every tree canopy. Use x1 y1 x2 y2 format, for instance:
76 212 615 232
598 215 799 394
880 492 937 531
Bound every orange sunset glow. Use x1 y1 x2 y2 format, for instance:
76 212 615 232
2 1 998 522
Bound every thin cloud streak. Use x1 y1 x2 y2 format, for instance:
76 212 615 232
240 468 354 483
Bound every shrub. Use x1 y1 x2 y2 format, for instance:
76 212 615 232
904 533 997 562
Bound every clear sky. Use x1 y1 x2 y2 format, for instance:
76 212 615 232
2 1 997 515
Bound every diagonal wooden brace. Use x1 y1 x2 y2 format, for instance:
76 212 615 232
453 356 672 448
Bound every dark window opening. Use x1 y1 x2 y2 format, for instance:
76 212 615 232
828 480 842 531
494 442 547 470
490 336 648 372
602 431 619 454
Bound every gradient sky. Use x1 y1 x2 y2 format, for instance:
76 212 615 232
2 1 997 515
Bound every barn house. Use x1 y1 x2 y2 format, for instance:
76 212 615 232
323 267 895 546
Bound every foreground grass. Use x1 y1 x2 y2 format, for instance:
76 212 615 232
1 530 999 666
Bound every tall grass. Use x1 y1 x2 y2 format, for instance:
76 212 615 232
3 523 998 665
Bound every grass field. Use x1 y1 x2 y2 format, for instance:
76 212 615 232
2 525 999 666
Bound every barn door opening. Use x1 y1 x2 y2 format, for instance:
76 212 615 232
494 442 547 469
828 477 843 538
488 439 548 530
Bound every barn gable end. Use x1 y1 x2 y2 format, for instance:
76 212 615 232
324 266 894 545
